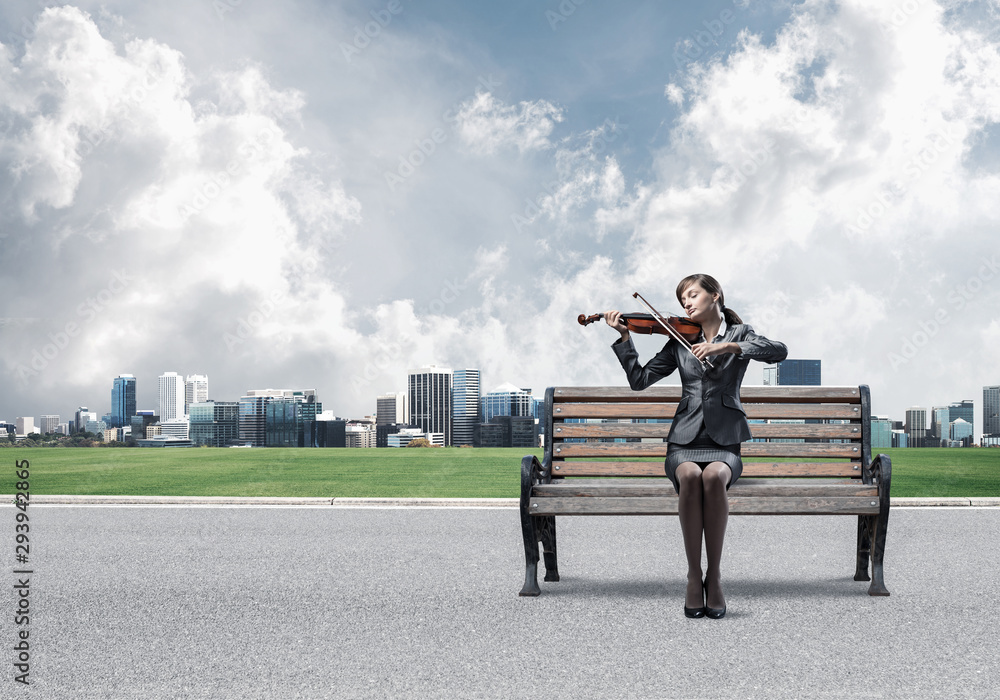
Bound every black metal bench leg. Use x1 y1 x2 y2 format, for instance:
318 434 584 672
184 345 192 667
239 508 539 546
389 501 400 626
539 515 560 582
868 510 890 596
854 515 872 582
519 506 541 596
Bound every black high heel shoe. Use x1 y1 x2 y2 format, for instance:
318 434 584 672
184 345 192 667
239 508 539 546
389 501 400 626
684 580 705 618
704 578 726 619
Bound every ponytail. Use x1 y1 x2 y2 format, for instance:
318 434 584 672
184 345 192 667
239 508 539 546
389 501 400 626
722 304 743 325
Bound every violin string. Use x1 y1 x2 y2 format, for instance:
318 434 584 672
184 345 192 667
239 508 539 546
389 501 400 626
632 291 712 370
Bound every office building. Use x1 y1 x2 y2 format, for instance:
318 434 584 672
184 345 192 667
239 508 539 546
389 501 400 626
15 417 36 436
904 407 927 447
376 392 408 425
387 428 445 447
262 391 321 447
158 372 185 421
85 419 108 436
74 407 97 433
157 417 189 440
185 375 209 414
130 411 159 440
111 375 137 428
870 416 891 450
452 369 481 447
984 386 1000 437
948 400 974 440
408 366 452 446
930 406 950 446
39 415 60 434
481 383 535 421
308 418 347 448
950 418 973 446
189 401 240 447
239 389 315 447
474 415 538 448
1 422 16 438
763 359 821 386
345 423 376 448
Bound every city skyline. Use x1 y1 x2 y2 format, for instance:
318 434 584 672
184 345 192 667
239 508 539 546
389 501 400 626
6 360 998 444
3 2 1000 442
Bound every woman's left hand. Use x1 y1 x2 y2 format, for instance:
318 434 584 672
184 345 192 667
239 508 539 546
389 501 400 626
690 341 738 361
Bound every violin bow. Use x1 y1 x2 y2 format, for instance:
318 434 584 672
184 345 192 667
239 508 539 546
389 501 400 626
632 291 714 371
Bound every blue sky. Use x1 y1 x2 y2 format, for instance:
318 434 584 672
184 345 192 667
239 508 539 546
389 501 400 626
3 0 1000 438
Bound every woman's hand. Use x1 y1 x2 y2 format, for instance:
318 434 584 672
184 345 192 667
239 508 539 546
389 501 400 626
690 341 739 360
604 310 630 340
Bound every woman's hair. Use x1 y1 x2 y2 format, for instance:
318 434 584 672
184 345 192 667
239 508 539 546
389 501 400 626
675 273 744 325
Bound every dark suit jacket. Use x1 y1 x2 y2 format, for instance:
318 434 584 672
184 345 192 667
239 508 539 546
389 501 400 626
612 323 788 445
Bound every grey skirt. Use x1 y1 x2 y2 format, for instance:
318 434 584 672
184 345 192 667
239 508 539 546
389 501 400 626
664 420 743 495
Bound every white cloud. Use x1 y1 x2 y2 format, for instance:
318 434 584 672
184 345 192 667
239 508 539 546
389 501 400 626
455 90 563 155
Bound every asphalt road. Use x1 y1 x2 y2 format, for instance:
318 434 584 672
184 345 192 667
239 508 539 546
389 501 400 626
1 505 998 699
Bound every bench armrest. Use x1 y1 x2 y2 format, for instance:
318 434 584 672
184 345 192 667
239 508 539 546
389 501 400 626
520 454 551 511
862 453 892 515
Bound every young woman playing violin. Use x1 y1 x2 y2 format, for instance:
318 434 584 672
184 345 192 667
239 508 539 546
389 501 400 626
605 273 787 619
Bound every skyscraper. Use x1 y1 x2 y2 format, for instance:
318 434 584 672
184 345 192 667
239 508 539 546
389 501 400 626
158 372 185 421
408 366 452 446
452 369 481 446
376 392 408 425
763 359 821 385
39 415 60 434
904 407 927 448
111 375 137 428
984 385 1000 437
185 375 209 414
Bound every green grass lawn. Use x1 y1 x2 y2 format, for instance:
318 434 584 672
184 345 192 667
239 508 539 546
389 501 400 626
3 446 998 498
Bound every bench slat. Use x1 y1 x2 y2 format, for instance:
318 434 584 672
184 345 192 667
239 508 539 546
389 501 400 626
553 442 862 459
554 403 862 420
553 423 862 439
529 496 880 516
535 478 876 498
551 386 862 403
550 461 861 477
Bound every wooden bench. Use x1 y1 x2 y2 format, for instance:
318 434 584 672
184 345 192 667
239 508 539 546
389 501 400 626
518 385 891 597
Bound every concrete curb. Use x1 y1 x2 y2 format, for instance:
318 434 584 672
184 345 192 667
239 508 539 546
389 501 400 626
3 495 1000 507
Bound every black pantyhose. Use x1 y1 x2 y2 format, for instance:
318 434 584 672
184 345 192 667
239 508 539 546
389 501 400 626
675 461 731 611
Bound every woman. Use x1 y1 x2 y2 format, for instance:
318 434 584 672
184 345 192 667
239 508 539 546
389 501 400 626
605 273 787 619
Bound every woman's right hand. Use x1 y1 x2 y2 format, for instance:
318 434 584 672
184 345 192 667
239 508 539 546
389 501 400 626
604 310 630 338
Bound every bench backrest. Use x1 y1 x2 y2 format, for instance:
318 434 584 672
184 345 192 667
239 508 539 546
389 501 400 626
543 385 873 479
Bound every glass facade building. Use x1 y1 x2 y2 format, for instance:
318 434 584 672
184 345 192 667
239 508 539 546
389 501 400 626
763 359 821 386
452 369 481 447
264 394 323 447
189 401 240 447
481 383 534 421
111 375 136 428
985 386 1000 437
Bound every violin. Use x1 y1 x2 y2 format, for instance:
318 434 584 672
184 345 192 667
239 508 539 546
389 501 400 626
577 312 702 343
579 291 715 371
